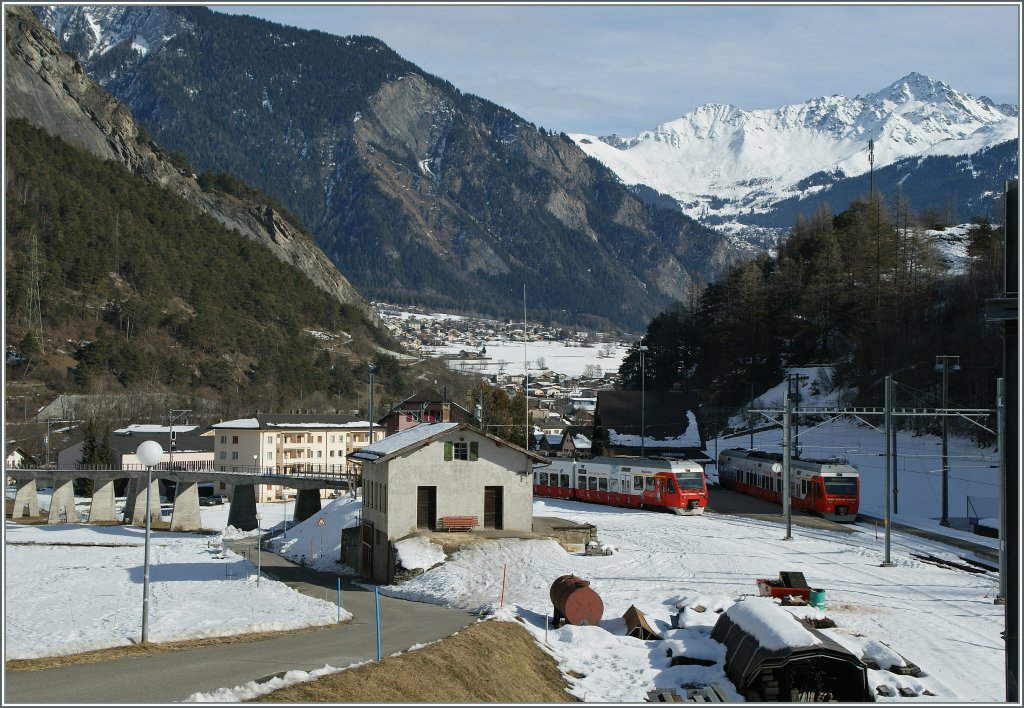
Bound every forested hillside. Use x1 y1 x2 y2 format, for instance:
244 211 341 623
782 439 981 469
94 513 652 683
618 193 1007 440
3 119 460 417
43 5 736 331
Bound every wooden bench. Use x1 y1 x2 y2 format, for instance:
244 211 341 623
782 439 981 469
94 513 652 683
438 515 478 532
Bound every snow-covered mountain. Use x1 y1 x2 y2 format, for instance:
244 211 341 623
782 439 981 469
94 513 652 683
571 73 1018 228
33 4 188 60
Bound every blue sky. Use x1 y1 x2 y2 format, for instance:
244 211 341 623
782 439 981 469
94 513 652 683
211 4 1021 136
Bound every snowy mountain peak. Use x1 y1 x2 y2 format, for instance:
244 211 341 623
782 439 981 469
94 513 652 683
570 73 1018 231
864 71 951 103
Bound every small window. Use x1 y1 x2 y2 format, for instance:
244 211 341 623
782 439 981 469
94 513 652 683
539 472 548 486
317 451 322 458
634 476 644 491
317 436 323 443
589 477 598 491
665 477 676 493
561 474 570 488
219 451 226 460
231 451 238 460
266 452 273 460
219 435 226 444
598 477 608 491
453 442 469 460
266 435 273 444
232 435 238 444
330 450 335 457
645 476 655 491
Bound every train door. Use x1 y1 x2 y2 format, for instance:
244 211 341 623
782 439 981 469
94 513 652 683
618 471 632 506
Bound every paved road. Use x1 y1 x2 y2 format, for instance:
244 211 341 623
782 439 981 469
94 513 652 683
4 538 477 704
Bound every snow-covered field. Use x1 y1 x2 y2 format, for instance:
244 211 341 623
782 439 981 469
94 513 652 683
4 363 1005 701
6 427 1005 703
4 508 348 660
427 339 630 379
384 498 1003 702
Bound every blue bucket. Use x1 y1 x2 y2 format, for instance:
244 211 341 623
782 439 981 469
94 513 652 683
808 588 826 610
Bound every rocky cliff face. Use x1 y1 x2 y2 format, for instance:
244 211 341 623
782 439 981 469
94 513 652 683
35 5 738 330
4 5 374 323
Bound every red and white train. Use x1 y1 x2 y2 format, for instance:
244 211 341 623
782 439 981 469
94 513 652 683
533 456 709 515
716 448 860 522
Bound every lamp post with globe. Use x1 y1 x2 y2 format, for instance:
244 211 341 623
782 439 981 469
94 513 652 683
136 439 164 644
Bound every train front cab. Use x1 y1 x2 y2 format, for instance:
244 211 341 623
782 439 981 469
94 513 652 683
671 466 709 515
814 471 859 521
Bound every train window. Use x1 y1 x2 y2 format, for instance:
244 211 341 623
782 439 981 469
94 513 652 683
824 477 858 495
578 473 586 485
801 479 808 495
645 476 655 491
665 477 676 493
634 476 644 491
589 477 598 491
675 471 704 491
561 474 570 488
598 478 608 491
540 472 549 486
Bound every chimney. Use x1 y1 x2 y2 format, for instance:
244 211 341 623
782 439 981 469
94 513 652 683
442 402 451 423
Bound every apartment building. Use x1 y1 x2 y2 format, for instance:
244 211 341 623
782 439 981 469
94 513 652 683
212 414 384 502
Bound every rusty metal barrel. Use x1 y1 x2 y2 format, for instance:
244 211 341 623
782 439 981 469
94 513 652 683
550 574 604 626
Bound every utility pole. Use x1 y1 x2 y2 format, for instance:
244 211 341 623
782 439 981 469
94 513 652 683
368 364 377 448
640 343 648 458
881 375 895 566
782 393 792 541
984 178 1018 702
935 355 960 526
168 409 191 473
996 377 1005 604
749 382 755 450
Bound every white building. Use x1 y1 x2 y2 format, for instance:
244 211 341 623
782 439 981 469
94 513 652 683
349 422 546 582
212 414 384 502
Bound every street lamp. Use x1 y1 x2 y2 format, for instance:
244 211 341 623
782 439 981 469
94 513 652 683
136 439 163 644
935 355 960 526
255 512 263 586
639 344 649 458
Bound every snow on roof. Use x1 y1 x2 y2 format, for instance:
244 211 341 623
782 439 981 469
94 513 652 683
266 421 370 429
350 422 460 462
608 410 701 448
212 418 260 429
114 424 199 435
572 435 592 449
725 597 821 651
212 418 371 430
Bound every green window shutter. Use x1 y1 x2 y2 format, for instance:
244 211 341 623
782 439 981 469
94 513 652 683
469 441 479 461
444 441 453 461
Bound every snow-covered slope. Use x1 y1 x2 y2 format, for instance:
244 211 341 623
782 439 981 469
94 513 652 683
34 5 187 61
571 73 1018 223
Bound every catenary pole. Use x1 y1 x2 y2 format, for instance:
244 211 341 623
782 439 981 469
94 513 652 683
782 393 792 540
882 375 894 567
